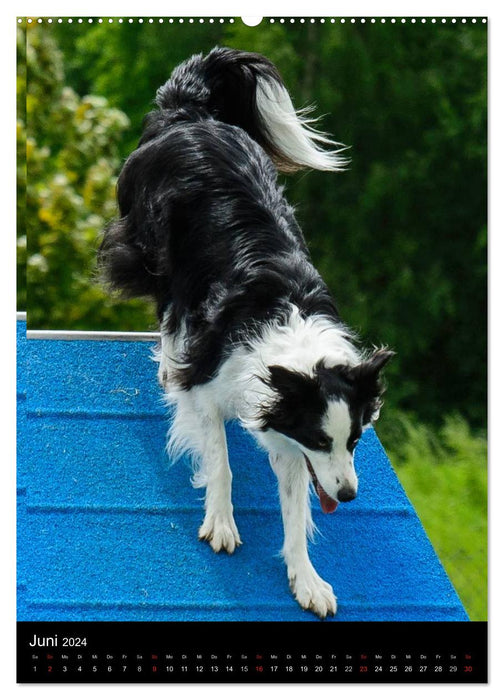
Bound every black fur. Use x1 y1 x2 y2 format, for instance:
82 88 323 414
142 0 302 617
260 349 394 455
99 47 343 389
153 48 297 170
99 47 392 411
261 366 333 453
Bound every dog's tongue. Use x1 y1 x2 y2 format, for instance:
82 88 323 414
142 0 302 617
316 483 338 514
305 456 339 514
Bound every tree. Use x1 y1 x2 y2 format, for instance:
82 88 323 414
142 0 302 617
20 24 155 330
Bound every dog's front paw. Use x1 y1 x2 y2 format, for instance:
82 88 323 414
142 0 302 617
199 513 242 554
288 566 337 619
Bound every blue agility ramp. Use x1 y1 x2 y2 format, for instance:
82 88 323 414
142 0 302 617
17 316 468 622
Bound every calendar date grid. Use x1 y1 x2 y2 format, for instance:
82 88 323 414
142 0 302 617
27 647 478 679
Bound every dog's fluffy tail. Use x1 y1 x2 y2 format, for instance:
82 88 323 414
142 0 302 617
154 46 348 173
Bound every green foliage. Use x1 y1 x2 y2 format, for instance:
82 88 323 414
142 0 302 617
17 28 27 311
20 25 155 330
52 20 222 157
381 413 487 621
19 20 487 428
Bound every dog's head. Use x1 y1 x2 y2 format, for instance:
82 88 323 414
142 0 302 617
258 348 394 512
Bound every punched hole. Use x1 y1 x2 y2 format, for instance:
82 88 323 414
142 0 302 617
241 16 263 26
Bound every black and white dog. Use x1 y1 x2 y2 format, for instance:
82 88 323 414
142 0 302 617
99 47 393 618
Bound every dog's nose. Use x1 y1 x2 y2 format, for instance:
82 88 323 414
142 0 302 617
337 485 357 502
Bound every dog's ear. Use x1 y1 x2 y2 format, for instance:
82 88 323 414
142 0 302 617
260 365 324 434
266 365 318 398
348 349 395 425
357 348 395 378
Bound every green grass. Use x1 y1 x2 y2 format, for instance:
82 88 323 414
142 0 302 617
377 413 487 621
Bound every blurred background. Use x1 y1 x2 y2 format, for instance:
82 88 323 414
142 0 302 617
17 17 487 619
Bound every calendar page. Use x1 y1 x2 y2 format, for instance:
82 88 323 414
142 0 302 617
16 12 488 684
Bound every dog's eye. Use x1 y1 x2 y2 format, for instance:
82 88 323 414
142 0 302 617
317 436 332 450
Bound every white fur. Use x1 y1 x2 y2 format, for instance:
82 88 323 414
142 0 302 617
269 449 336 617
302 400 359 502
158 304 362 617
256 77 349 172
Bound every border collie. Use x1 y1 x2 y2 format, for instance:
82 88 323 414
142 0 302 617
99 47 393 618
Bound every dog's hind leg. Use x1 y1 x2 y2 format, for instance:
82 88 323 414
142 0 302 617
269 451 337 618
169 389 242 554
156 309 177 390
